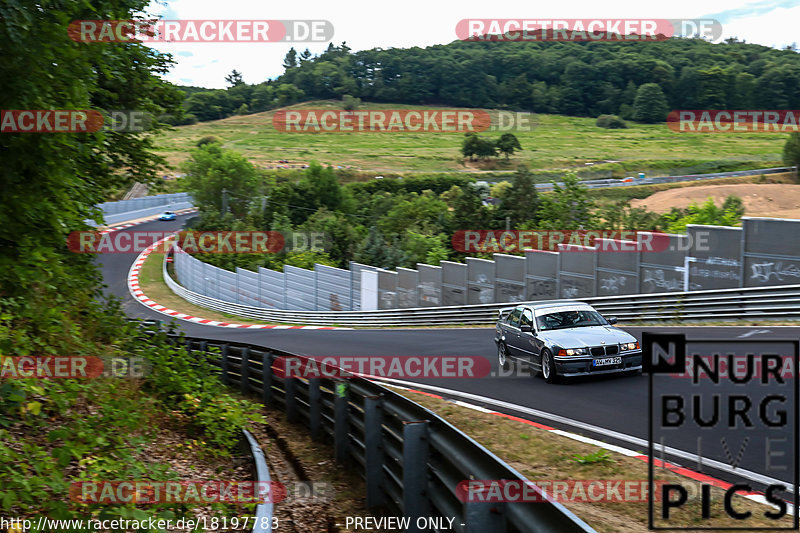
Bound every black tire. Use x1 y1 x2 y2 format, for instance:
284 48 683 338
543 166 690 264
541 349 558 384
497 342 511 372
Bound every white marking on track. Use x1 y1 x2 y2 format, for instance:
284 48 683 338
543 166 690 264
737 329 772 338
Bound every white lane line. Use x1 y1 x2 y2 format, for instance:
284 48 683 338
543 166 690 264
549 429 642 457
737 329 772 338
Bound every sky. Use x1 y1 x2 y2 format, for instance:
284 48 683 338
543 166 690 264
143 0 800 89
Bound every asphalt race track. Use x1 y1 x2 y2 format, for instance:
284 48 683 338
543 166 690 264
97 213 799 499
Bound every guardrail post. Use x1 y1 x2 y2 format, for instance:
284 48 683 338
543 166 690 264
364 394 385 508
308 378 321 441
285 376 297 422
402 421 429 530
261 351 273 405
240 347 250 395
220 344 230 385
334 381 350 462
464 501 506 533
198 341 208 364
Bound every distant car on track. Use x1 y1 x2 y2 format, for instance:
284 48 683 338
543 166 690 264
158 211 176 221
494 301 642 383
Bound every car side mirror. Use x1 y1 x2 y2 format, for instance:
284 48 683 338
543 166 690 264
607 317 618 325
520 324 532 332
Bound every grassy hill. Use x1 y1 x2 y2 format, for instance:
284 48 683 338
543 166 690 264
154 100 787 179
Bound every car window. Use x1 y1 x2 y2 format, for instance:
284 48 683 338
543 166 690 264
536 310 608 331
520 309 533 329
507 307 522 327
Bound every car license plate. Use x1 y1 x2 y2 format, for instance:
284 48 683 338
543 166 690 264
593 357 622 366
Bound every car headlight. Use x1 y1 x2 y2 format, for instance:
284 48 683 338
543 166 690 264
620 342 640 351
564 348 588 356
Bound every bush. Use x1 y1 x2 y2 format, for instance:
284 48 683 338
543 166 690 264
342 94 361 110
596 114 627 129
196 135 221 147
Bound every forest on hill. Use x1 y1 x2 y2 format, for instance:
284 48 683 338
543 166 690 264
169 38 800 124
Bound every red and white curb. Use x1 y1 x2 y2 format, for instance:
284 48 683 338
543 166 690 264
385 383 794 515
127 235 344 330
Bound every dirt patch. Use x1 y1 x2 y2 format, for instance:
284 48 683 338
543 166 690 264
631 183 800 218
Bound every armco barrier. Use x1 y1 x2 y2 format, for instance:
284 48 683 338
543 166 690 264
163 254 800 326
242 429 273 533
135 320 594 532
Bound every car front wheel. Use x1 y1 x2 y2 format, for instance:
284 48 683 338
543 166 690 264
541 349 558 384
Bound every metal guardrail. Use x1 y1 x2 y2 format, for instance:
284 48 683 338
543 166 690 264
242 429 274 533
135 321 595 533
163 256 800 325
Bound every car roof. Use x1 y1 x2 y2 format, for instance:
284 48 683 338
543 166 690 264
521 300 589 310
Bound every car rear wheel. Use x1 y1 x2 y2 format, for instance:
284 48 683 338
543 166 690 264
541 349 558 384
497 342 511 372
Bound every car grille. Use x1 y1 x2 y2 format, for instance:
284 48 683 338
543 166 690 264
590 345 619 356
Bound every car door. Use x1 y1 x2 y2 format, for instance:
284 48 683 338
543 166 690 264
503 307 523 358
516 307 541 362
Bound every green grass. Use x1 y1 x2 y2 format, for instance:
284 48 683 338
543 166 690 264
153 100 786 177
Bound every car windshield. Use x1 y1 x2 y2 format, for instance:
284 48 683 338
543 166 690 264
164 211 173 214
536 310 608 331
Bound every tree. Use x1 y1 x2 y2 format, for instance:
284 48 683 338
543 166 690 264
498 165 539 227
182 144 259 218
250 84 275 112
537 173 594 230
475 136 498 159
300 162 343 212
225 69 244 87
401 232 449 266
632 83 669 123
185 90 233 121
461 133 481 160
451 186 489 230
496 133 522 159
783 132 800 169
342 94 361 110
355 227 405 269
275 84 305 106
282 47 298 70
0 0 181 353
298 208 363 267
